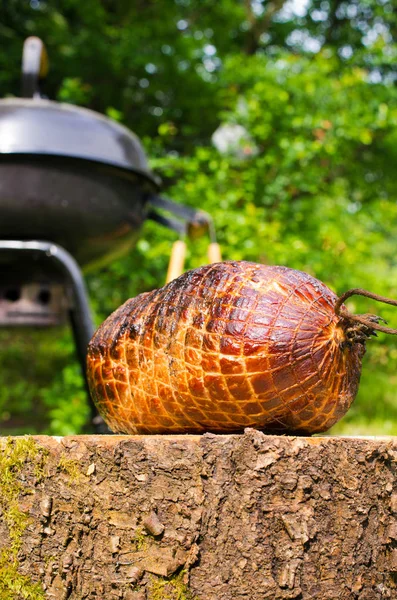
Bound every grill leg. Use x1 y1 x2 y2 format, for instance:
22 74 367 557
68 307 109 433
0 240 106 433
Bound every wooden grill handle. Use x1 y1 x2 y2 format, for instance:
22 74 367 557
166 241 222 284
208 242 222 264
165 240 187 284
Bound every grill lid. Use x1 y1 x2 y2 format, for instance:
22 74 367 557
0 98 159 186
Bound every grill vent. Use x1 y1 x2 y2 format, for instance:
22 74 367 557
0 283 68 326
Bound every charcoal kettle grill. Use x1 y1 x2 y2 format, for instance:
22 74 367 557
0 37 214 432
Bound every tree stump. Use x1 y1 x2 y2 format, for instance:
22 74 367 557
0 430 395 599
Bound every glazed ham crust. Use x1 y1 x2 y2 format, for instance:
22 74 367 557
87 261 364 434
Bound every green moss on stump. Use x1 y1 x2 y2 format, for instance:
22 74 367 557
148 571 196 600
132 526 149 551
57 454 81 482
0 437 46 600
0 559 44 600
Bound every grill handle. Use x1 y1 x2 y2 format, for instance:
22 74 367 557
147 195 213 238
166 240 187 284
21 36 49 98
146 195 222 283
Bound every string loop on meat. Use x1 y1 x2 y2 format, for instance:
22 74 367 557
335 288 397 335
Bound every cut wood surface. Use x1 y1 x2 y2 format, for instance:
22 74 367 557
0 431 396 599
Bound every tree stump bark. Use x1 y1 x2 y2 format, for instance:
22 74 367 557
0 431 395 599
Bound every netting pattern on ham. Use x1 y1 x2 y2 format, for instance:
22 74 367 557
87 262 363 434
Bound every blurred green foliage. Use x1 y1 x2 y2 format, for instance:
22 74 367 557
0 0 396 435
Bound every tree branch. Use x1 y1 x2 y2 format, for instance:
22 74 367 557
244 0 287 55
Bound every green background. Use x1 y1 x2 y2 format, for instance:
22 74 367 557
1 0 396 435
